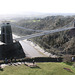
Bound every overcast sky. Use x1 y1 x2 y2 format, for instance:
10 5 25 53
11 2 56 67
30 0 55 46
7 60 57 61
0 0 75 15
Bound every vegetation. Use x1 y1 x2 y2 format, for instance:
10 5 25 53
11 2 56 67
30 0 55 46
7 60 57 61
73 63 75 68
12 16 74 35
0 62 75 75
63 55 72 63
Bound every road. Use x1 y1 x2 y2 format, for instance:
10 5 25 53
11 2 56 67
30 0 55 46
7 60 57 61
13 34 47 58
19 41 46 57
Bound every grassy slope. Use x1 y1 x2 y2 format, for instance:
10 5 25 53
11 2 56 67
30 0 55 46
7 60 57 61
0 62 75 75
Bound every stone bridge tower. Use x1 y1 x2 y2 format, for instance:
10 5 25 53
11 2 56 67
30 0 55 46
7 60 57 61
1 22 13 44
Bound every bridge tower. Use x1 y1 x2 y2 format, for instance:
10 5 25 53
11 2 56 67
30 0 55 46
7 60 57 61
1 22 13 44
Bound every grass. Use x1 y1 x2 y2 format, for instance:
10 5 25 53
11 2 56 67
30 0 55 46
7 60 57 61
32 20 40 22
0 62 75 75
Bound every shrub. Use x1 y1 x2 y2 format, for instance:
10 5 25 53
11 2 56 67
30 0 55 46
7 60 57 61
73 63 75 68
63 55 72 63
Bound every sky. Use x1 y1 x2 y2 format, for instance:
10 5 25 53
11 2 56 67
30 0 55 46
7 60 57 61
0 0 75 15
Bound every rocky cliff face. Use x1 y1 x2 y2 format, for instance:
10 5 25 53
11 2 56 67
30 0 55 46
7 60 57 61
31 28 75 56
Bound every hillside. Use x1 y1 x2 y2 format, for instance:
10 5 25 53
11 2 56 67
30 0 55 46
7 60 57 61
11 15 75 56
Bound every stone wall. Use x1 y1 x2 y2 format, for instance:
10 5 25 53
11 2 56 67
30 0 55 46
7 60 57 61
0 41 25 60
